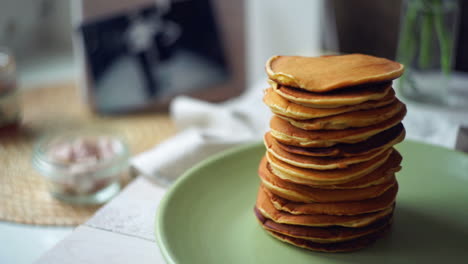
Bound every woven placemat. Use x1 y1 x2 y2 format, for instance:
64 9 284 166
0 82 175 225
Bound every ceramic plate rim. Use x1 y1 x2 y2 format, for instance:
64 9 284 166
155 142 263 263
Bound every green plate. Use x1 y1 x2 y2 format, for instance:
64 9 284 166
156 141 468 263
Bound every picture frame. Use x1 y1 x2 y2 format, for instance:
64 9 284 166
73 0 245 114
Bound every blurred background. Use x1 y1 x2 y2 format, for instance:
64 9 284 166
2 0 468 110
2 0 468 111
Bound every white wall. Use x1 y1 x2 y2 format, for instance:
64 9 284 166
0 0 72 58
246 0 324 87
0 0 74 86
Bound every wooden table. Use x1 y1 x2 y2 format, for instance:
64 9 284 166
35 177 167 264
0 81 175 263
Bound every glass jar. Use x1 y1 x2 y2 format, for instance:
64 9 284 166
397 0 463 106
32 129 130 204
0 47 20 128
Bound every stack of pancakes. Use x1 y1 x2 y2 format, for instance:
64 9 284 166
254 54 406 252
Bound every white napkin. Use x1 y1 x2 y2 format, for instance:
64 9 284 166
403 103 461 149
131 81 270 185
132 80 463 185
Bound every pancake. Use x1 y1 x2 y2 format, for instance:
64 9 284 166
266 148 393 184
265 224 391 252
260 174 395 203
269 107 406 147
265 184 398 216
278 99 404 130
271 81 393 108
255 186 394 227
262 152 401 189
264 132 389 169
266 151 401 188
266 54 404 93
255 206 392 243
276 123 405 157
259 163 396 203
264 87 396 120
267 151 399 188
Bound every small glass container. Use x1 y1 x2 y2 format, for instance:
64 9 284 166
32 129 130 204
0 47 20 128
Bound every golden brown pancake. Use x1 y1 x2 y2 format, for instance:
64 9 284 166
261 152 401 189
265 184 398 216
263 151 401 189
266 54 404 93
278 100 404 130
263 87 396 120
264 132 389 169
266 149 393 185
265 224 391 252
255 206 392 243
255 186 394 227
259 163 396 203
271 81 393 108
277 123 405 157
269 107 406 147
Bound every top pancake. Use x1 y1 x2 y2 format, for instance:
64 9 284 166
266 54 404 92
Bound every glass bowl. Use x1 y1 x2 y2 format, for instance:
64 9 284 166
32 129 130 204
